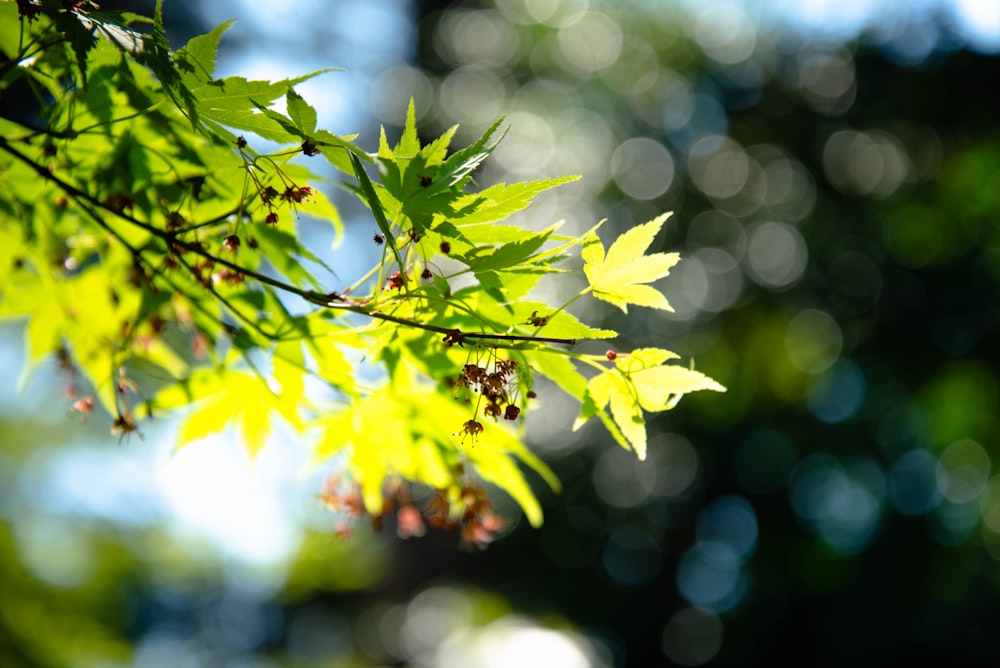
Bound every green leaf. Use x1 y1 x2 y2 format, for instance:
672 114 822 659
273 340 307 406
395 99 421 157
176 19 233 85
0 4 22 61
451 177 579 226
618 347 680 372
175 394 234 447
420 124 458 169
459 228 553 272
582 213 680 314
315 129 369 174
351 152 404 270
608 373 647 458
439 116 507 189
151 0 169 51
252 225 322 289
192 69 335 139
53 11 97 83
286 88 317 134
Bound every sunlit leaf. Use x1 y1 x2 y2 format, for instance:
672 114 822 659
286 88 317 134
583 213 680 313
579 350 726 460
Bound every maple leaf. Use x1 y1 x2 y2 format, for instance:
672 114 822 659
575 348 726 460
582 213 680 313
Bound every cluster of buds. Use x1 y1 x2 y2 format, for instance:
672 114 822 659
59 348 142 440
319 474 507 549
301 138 320 156
453 356 525 439
426 485 506 550
257 183 313 225
66 360 146 442
236 136 314 226
317 474 367 538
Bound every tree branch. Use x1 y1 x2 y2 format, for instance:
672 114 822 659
0 135 578 349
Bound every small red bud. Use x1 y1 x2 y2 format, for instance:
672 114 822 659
440 241 451 254
421 268 433 280
606 350 617 361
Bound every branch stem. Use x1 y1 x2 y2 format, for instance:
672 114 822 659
0 135 578 349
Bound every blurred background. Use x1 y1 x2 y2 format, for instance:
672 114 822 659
4 0 1000 665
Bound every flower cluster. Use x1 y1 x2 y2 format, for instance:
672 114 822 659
236 136 315 226
258 183 313 225
319 475 504 548
426 485 506 549
317 474 367 538
452 354 525 438
61 351 146 442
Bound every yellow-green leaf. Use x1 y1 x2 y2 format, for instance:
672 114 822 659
608 374 648 459
176 395 233 449
617 347 680 372
164 369 299 457
583 213 680 314
578 349 726 460
631 365 727 411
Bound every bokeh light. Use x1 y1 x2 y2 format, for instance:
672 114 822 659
789 454 886 554
661 606 724 666
889 448 943 516
745 222 808 290
807 359 867 422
